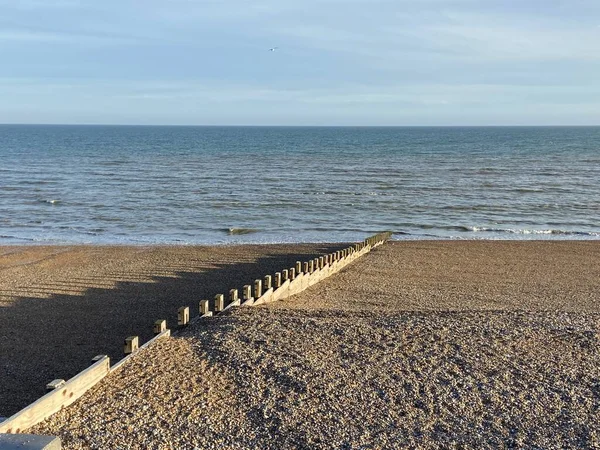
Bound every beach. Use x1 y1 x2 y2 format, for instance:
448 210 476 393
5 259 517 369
2 241 597 448
0 243 344 416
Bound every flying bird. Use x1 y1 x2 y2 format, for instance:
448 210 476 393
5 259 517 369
269 47 278 52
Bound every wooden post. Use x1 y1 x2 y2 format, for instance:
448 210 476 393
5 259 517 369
46 379 65 391
309 260 314 273
303 262 309 274
289 267 296 280
0 356 110 434
254 279 262 298
314 258 319 270
282 269 289 281
274 272 282 288
200 300 210 315
229 289 239 303
215 294 225 312
296 261 302 274
264 274 272 290
153 319 167 334
178 307 190 326
319 256 324 268
124 336 139 355
243 285 252 301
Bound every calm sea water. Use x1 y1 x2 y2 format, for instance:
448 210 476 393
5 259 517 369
0 125 598 244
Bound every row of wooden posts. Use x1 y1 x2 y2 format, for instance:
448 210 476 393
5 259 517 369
123 231 393 355
0 232 392 435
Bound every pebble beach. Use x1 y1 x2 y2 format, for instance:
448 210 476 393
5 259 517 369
5 241 600 448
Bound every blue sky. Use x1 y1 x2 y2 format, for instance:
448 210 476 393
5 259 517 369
0 0 599 125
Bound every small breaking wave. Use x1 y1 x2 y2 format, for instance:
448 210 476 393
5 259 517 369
464 227 600 237
226 228 259 235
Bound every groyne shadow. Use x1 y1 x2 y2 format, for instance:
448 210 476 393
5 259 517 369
0 244 344 416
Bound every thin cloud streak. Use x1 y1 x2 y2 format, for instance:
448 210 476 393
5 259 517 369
0 0 598 124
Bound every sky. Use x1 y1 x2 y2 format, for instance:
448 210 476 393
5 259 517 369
0 0 599 125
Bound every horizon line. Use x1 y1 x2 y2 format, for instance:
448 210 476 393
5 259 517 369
2 123 600 128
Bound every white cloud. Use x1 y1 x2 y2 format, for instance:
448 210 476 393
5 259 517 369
427 12 600 61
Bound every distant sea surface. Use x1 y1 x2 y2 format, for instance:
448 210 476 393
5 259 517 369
0 125 598 245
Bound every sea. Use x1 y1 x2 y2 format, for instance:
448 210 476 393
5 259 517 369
0 125 598 245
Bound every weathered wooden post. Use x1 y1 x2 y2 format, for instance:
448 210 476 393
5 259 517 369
319 256 324 268
282 269 289 281
215 294 225 312
274 272 282 288
254 279 262 298
309 260 314 273
153 319 167 334
46 379 66 392
200 300 210 315
229 289 239 303
303 262 309 274
178 306 190 326
264 275 272 290
313 258 319 270
289 267 296 280
124 336 139 355
243 285 252 301
296 261 302 274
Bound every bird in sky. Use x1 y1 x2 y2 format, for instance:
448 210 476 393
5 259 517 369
269 47 278 52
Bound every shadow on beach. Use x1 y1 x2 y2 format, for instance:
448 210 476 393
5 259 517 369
0 244 345 416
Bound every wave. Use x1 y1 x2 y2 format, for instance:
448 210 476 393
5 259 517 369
226 228 259 235
0 234 36 242
464 227 600 237
513 188 544 193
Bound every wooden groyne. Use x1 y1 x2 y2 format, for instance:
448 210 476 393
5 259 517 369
0 232 392 436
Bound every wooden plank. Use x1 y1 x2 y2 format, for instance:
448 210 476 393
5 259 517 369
253 287 273 306
243 233 387 309
288 273 303 296
272 279 290 302
308 268 323 286
222 298 241 312
0 356 110 433
111 329 170 373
